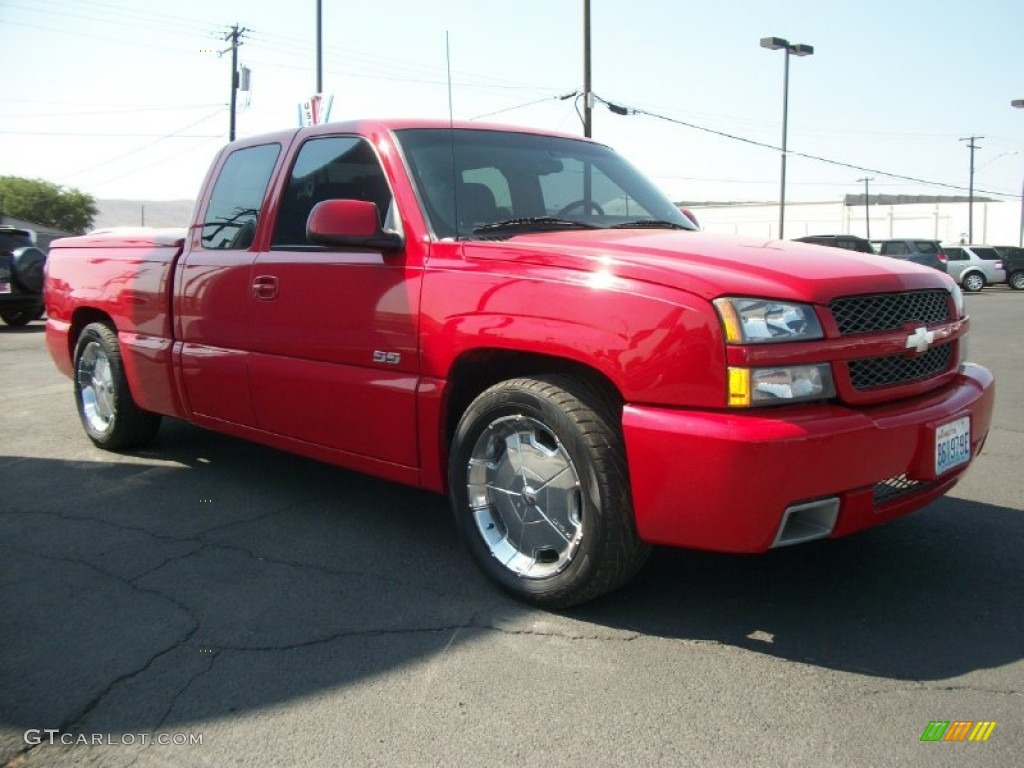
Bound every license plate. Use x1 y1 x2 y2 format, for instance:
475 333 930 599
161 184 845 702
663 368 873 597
0 281 10 294
935 416 971 475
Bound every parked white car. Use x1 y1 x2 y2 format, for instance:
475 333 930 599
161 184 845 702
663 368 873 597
942 245 1005 292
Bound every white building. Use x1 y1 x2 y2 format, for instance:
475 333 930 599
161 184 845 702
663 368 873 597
687 196 1023 246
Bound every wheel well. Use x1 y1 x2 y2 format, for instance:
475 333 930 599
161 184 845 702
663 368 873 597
444 350 623 448
69 308 114 358
961 269 985 282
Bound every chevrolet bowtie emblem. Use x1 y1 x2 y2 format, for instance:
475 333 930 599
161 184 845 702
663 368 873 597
905 326 935 354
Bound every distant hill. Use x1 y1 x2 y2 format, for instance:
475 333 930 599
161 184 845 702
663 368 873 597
94 199 194 229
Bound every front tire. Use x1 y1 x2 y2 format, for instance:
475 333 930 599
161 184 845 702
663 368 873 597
73 322 161 450
449 375 650 608
962 272 985 293
1010 271 1024 290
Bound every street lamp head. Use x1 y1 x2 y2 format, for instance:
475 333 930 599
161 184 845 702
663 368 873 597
1012 99 1024 109
760 36 789 50
790 43 814 57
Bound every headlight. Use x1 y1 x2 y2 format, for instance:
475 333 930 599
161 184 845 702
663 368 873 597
949 282 965 318
728 364 835 407
714 297 824 344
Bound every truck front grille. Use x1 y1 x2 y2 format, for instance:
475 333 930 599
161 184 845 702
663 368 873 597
849 343 953 390
830 290 950 335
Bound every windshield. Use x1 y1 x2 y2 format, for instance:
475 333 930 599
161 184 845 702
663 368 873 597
393 128 695 239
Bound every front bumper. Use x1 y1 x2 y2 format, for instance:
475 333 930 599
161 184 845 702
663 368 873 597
622 363 994 552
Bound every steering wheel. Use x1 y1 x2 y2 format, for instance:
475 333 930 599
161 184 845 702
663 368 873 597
556 199 605 217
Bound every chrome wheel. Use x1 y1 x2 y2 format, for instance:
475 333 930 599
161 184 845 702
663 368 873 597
77 340 116 434
467 415 584 579
1010 271 1024 290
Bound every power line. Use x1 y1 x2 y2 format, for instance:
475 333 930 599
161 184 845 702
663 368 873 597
0 132 221 137
0 104 225 120
58 108 226 182
595 95 1019 199
469 94 575 121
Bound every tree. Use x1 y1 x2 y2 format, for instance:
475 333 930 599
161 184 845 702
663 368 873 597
0 176 98 234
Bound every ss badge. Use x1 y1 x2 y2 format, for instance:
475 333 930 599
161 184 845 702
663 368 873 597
372 350 401 365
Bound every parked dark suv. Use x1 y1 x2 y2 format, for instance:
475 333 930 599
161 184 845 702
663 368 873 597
993 246 1024 290
874 239 947 272
793 234 875 253
0 226 47 326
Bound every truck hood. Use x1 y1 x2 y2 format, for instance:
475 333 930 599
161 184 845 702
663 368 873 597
461 230 953 304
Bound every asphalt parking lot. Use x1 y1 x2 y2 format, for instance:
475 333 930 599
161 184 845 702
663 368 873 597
1 288 1021 768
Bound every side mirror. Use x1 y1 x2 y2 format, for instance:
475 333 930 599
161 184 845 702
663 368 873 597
307 199 404 251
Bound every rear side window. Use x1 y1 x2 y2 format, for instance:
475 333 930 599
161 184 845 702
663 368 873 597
914 241 939 254
972 247 1001 260
0 230 35 252
202 143 281 250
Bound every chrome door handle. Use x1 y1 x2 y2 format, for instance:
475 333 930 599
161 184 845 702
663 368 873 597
252 275 278 300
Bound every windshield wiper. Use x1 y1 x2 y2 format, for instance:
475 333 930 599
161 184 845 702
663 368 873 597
472 217 600 235
609 219 691 230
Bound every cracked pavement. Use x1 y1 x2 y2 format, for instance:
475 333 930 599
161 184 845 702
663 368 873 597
1 292 1022 767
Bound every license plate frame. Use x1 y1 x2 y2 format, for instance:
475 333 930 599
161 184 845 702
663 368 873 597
935 416 971 476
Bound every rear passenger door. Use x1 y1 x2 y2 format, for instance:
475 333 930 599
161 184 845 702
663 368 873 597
944 247 968 283
248 135 422 468
175 142 282 426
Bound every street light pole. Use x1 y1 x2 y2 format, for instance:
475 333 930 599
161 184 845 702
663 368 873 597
857 177 873 239
761 37 814 239
583 0 592 138
1013 99 1024 247
316 0 323 94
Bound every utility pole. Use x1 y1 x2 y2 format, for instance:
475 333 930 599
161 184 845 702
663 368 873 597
1012 99 1024 246
856 177 873 239
959 136 983 243
583 0 592 137
222 24 248 142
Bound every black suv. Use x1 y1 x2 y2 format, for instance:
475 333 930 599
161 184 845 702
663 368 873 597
0 227 47 326
873 239 947 272
793 234 875 253
993 246 1024 290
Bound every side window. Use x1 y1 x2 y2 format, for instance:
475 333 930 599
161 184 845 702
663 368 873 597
945 248 965 261
885 242 907 255
272 136 394 247
202 144 281 250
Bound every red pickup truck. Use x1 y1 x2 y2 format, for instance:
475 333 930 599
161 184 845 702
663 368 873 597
44 120 995 607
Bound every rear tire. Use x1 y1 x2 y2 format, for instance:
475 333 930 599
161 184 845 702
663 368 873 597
73 322 161 450
0 309 38 327
962 272 985 293
1010 271 1024 290
448 375 650 608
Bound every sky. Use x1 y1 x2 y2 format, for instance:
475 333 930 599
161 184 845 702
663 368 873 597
2 0 1023 206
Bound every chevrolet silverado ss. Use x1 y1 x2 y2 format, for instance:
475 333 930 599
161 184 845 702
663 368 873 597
44 120 995 607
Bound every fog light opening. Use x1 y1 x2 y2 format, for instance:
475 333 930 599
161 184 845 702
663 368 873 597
771 498 840 548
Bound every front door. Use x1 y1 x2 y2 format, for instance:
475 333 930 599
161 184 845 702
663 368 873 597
248 135 422 468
